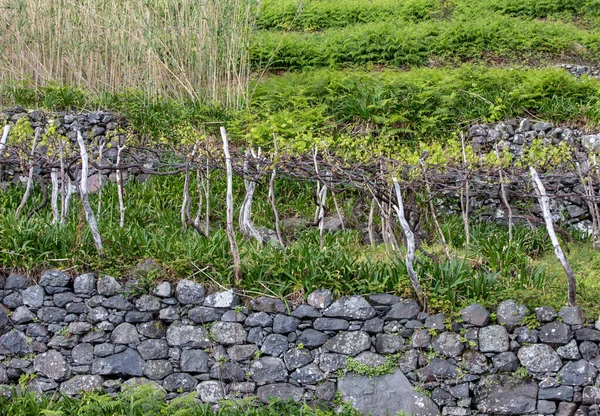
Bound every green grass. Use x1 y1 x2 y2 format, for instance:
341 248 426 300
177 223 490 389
251 12 599 71
0 385 358 416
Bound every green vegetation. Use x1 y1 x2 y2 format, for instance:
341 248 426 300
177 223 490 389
0 385 358 416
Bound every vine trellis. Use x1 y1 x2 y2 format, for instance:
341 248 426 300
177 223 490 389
2 121 599 307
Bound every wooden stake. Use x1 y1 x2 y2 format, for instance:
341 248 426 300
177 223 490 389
50 168 59 224
77 131 103 254
495 144 513 241
221 127 242 285
16 128 40 218
392 178 425 306
460 133 470 245
0 125 10 154
116 144 126 228
239 149 262 243
530 167 576 305
96 137 105 216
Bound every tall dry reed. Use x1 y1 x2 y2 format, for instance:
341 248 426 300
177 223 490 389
0 0 258 108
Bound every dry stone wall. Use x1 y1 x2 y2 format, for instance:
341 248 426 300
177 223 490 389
2 271 600 415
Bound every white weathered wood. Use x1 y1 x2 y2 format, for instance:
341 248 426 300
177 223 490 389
194 166 203 228
530 166 576 305
495 144 513 241
96 137 105 216
268 166 285 248
116 144 126 228
15 128 40 218
368 198 376 246
392 178 424 305
181 146 196 229
59 140 67 224
239 149 263 243
419 158 451 260
576 161 600 250
62 176 75 222
50 168 59 224
0 125 10 154
221 127 242 284
77 131 103 253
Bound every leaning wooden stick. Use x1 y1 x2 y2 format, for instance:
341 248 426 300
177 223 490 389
0 125 10 154
495 144 513 241
15 128 41 218
221 127 242 284
77 131 103 253
50 169 59 224
530 166 576 305
392 177 425 307
116 143 126 228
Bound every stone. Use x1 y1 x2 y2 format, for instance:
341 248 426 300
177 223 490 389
284 348 313 370
461 350 490 375
137 339 169 360
53 292 76 308
260 334 288 357
175 280 205 305
474 375 537 414
291 363 325 384
496 300 529 330
248 296 286 314
72 343 94 365
319 353 347 373
102 295 132 310
2 292 22 308
539 386 574 401
256 383 304 403
153 282 171 297
368 293 400 306
539 322 573 345
96 275 122 296
247 327 264 345
34 350 69 381
159 306 179 322
559 306 585 325
576 328 600 342
92 348 145 376
313 317 349 331
0 331 31 356
535 306 557 322
74 273 95 295
291 305 321 319
6 273 28 289
227 344 257 362
537 400 557 414
11 306 35 324
419 358 460 381
412 329 432 348
316 381 336 401
338 368 438 416
220 310 246 322
180 349 210 372
210 322 246 345
385 299 420 320
559 359 597 386
125 311 153 323
166 324 209 348
245 312 273 327
38 307 66 323
203 290 239 308
135 295 161 312
460 303 490 326
60 375 103 396
433 332 464 357
513 326 538 344
0 307 10 332
307 290 332 309
518 344 562 373
323 296 376 320
143 360 172 380
111 322 140 345
197 380 224 403
556 402 578 416
209 361 245 382
39 270 71 287
188 306 224 323
583 386 600 405
229 382 256 395
250 356 287 384
137 321 166 339
272 314 300 334
492 351 519 371
325 331 371 356
479 325 509 352
533 121 553 132
558 339 582 360
374 333 404 354
88 307 109 324
580 341 599 360
22 285 44 308
297 329 328 348
163 373 198 392
425 314 446 330
363 317 384 333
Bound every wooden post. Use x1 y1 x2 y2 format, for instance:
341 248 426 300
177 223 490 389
268 137 285 247
239 149 263 243
77 131 103 253
392 178 425 306
96 137 105 216
16 128 40 218
0 125 10 154
116 144 126 228
50 168 59 224
495 144 513 241
530 167 576 305
221 127 242 285
460 133 470 245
